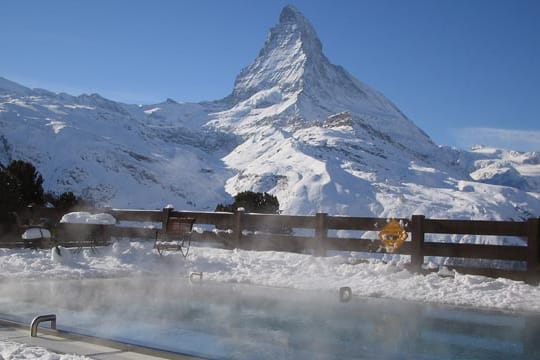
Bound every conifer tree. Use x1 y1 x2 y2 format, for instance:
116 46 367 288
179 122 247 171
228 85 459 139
6 160 44 206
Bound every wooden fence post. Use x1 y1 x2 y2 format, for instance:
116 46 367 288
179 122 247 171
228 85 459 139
233 208 245 249
162 207 172 231
410 215 425 272
526 217 539 285
315 213 328 256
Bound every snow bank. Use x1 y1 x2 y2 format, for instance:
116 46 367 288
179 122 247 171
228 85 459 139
0 240 538 313
0 340 91 359
59 212 116 225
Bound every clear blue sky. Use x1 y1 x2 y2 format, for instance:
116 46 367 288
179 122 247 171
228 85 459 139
1 0 539 151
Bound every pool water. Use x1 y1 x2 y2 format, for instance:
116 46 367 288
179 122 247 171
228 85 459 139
0 277 538 359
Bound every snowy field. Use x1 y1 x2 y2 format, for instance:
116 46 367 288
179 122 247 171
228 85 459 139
1 239 539 359
1 240 539 312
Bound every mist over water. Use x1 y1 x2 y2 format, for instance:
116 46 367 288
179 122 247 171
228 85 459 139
0 276 537 359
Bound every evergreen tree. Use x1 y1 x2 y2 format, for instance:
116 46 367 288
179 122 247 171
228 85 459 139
0 168 23 223
45 191 87 211
6 160 44 206
216 191 280 214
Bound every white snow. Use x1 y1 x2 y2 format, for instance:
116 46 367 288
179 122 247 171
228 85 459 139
0 240 538 312
1 6 540 356
46 119 67 134
59 212 116 225
21 228 52 240
1 239 539 358
0 340 91 360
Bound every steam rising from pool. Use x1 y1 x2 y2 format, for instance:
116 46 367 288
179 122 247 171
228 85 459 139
0 277 537 359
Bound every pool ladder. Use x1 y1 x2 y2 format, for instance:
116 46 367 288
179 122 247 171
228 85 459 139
30 314 56 337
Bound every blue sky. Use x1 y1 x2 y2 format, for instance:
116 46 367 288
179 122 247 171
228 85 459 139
1 0 539 151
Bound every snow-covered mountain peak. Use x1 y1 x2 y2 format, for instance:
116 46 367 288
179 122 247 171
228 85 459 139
277 5 323 55
215 6 437 159
230 6 324 103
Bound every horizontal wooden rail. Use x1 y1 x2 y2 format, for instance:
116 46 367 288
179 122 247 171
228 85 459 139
170 210 233 226
241 233 311 252
422 243 527 261
327 216 410 231
242 213 316 229
325 237 381 252
424 219 529 237
109 209 163 222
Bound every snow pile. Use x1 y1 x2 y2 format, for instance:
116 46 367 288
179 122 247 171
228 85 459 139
0 340 90 360
50 246 75 265
0 240 538 313
21 228 52 240
59 212 116 225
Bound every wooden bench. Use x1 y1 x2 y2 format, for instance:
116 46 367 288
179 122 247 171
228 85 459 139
154 217 195 257
55 223 112 253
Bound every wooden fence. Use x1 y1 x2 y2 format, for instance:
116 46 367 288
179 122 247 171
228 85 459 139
5 206 540 284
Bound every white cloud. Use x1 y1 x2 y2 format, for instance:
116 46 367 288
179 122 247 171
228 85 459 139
452 127 540 152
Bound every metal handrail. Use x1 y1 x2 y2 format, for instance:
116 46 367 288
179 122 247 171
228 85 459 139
30 314 56 337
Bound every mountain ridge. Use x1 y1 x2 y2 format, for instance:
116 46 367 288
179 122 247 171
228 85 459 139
0 6 538 228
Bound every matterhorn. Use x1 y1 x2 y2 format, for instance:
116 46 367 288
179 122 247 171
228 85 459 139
0 5 538 223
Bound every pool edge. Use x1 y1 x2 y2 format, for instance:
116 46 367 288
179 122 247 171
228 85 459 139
0 317 205 360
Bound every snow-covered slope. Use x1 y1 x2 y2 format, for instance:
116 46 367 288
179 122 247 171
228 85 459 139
0 6 539 225
0 84 234 209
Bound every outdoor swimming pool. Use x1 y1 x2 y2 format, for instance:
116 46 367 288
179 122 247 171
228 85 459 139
0 277 538 359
